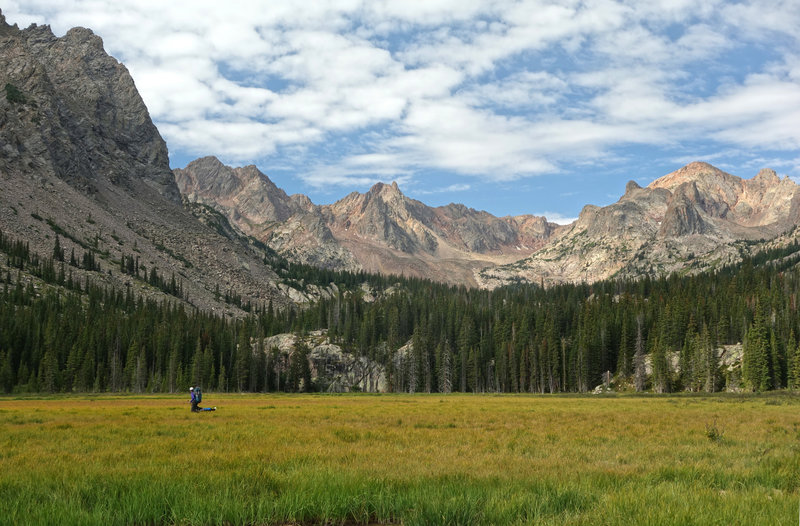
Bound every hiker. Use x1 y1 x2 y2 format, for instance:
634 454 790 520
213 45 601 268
189 386 199 412
189 386 216 412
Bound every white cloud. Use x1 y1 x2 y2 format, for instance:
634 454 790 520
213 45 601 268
3 0 800 197
415 183 472 195
536 211 578 225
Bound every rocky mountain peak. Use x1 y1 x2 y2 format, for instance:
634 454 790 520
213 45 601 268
625 180 642 194
754 168 780 186
481 161 799 288
175 157 294 223
365 180 404 201
648 161 734 192
0 14 180 202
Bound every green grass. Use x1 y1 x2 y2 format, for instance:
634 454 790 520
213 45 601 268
1 393 799 525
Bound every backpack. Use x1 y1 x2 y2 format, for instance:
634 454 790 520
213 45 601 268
195 387 202 403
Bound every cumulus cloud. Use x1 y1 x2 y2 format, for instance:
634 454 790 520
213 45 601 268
4 0 800 203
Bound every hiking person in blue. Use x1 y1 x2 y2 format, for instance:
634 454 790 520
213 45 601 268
189 386 216 412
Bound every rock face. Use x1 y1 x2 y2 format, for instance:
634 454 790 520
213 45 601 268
261 331 386 392
176 158 560 286
0 12 293 313
0 12 178 201
480 162 800 287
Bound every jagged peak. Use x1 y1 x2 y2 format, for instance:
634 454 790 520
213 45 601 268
0 8 28 32
185 156 225 169
753 168 779 185
65 26 99 41
367 180 405 199
578 203 600 218
181 157 282 192
648 161 736 192
623 180 642 197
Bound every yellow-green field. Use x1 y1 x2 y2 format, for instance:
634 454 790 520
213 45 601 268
1 393 799 525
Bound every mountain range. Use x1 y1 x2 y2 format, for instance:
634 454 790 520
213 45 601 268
2 10 800 308
175 156 558 287
177 156 800 288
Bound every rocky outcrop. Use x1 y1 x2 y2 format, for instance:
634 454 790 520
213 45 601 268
658 182 708 238
261 331 386 392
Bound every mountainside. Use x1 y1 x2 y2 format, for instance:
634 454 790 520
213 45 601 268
176 157 559 286
0 12 295 313
479 162 800 287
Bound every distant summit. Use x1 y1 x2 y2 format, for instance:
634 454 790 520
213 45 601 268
480 161 800 287
176 158 559 286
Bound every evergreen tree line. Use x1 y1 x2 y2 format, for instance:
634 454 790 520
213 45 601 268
2 226 800 393
120 253 185 300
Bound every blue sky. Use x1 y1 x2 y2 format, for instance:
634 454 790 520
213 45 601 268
5 1 800 223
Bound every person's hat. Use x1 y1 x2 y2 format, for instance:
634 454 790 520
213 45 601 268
190 387 194 390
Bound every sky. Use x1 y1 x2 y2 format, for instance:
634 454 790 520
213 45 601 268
5 1 800 223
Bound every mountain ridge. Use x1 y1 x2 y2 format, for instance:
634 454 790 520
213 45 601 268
4 9 800 298
479 162 800 287
176 155 800 289
176 156 560 286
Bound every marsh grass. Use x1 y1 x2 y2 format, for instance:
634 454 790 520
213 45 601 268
1 393 799 525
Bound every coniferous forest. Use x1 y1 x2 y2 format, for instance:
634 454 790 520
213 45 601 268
2 226 800 395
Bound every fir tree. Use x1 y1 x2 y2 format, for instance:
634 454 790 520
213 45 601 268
633 316 646 392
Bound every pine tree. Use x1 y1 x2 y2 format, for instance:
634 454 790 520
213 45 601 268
633 316 646 392
743 314 769 391
700 323 719 392
788 331 800 389
52 235 64 262
616 310 633 378
0 351 13 393
234 329 250 392
650 333 670 393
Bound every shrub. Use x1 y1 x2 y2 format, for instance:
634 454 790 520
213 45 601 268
5 83 27 104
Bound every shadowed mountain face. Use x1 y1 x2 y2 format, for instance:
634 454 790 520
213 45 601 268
0 12 293 312
479 162 800 287
175 157 560 286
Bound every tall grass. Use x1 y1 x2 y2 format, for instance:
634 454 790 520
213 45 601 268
1 393 798 524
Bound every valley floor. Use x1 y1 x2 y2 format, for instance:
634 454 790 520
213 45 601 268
1 393 798 525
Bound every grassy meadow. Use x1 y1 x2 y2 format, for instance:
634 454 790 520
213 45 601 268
1 393 799 525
